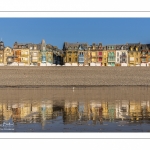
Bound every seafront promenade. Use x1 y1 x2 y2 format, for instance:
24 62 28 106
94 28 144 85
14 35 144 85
0 66 150 87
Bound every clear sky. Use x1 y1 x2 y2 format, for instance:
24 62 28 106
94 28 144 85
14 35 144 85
0 18 150 49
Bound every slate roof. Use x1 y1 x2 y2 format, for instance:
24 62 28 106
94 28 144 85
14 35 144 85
63 42 88 51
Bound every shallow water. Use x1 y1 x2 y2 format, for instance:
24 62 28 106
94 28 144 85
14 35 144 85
0 86 150 132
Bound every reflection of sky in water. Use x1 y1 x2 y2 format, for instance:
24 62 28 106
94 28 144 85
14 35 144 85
0 87 150 132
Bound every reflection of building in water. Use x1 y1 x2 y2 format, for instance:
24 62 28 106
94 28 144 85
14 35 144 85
108 102 116 120
63 100 78 123
116 100 129 120
0 103 3 124
40 101 53 129
146 101 150 118
101 102 108 119
40 103 46 128
89 101 104 124
78 102 88 121
2 104 12 121
12 104 21 122
129 100 142 120
31 104 40 123
141 101 148 119
20 103 31 118
45 103 53 120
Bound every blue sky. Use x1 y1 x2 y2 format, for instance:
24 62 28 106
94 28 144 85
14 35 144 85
0 18 150 49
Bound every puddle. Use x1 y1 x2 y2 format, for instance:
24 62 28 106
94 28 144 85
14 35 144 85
0 86 150 132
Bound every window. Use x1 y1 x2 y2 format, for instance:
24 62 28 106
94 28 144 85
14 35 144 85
142 58 146 62
117 58 119 62
117 52 119 57
99 52 102 55
99 58 102 61
136 58 138 61
69 58 71 62
68 52 71 55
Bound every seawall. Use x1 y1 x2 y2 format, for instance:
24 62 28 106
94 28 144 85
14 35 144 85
0 66 150 87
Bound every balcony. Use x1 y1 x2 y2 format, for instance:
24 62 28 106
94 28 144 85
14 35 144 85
120 55 127 58
141 55 147 58
108 57 115 62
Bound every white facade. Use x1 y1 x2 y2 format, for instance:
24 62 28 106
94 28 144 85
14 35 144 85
116 50 121 64
116 49 128 66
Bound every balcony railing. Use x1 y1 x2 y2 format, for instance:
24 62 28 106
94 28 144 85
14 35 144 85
141 55 147 57
108 57 115 62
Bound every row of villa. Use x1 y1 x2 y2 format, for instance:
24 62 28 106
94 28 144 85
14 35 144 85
1 39 150 66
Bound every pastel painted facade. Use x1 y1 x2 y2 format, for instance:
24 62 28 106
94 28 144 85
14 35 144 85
127 43 141 66
28 44 41 66
107 45 116 66
3 47 13 65
96 43 103 66
13 42 26 65
102 46 108 66
84 49 91 66
78 44 88 66
20 49 30 66
90 43 97 66
63 42 88 66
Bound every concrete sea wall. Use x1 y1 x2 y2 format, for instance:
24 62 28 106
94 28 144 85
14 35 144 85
0 66 150 87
